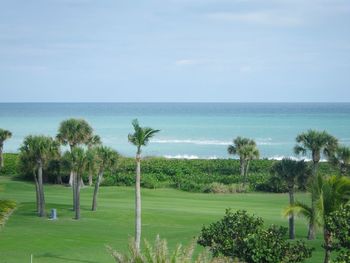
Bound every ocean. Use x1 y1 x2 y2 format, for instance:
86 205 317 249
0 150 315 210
0 103 349 159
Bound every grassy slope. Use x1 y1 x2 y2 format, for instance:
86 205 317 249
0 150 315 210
0 177 323 263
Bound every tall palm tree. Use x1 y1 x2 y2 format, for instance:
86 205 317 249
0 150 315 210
62 147 87 220
86 135 101 186
128 119 160 252
294 129 338 239
56 118 94 186
272 158 310 239
0 129 12 170
285 174 350 263
19 135 59 217
330 145 350 176
228 136 259 186
91 146 118 211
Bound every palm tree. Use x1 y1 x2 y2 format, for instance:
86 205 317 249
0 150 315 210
0 129 12 170
128 119 160 252
228 136 259 186
91 146 118 211
19 135 59 217
330 145 350 176
285 174 350 263
86 135 102 186
56 118 94 186
272 158 310 239
294 129 338 239
62 147 87 220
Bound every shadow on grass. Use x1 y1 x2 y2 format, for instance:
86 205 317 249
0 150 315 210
36 253 99 263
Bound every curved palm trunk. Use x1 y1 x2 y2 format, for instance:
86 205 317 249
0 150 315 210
37 161 45 217
323 229 332 263
75 172 81 220
135 153 142 253
88 172 93 186
288 189 295 239
92 171 103 211
0 142 4 169
308 161 318 240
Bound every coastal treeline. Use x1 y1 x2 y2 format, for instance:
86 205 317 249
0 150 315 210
1 119 350 263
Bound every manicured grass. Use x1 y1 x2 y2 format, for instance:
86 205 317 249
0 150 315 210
0 176 323 263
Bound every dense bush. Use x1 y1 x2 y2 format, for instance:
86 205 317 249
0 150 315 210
7 153 339 193
198 209 313 263
0 153 18 176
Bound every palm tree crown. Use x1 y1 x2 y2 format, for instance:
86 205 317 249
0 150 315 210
294 130 338 163
128 119 160 154
57 118 93 149
0 129 12 144
227 136 259 160
330 145 350 175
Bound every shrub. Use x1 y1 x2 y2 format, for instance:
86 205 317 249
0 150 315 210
198 209 313 263
107 235 231 263
0 200 16 228
0 153 18 176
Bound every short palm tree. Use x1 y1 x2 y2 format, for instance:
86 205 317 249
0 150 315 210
91 146 118 211
272 158 310 239
62 147 87 220
128 119 160 252
0 129 12 170
294 129 338 239
19 135 59 217
330 145 350 176
228 136 259 186
285 174 350 263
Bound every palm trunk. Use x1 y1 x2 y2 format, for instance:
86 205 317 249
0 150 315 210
69 170 73 186
92 171 103 211
0 143 4 169
72 171 76 211
88 172 93 186
33 170 40 214
240 158 245 184
244 160 250 187
75 172 81 220
79 177 85 188
135 153 142 253
37 161 45 217
308 162 318 240
323 229 332 263
288 189 295 239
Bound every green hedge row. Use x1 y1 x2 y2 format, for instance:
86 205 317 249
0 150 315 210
1 153 340 193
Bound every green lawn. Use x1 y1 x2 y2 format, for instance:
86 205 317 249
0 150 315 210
0 176 324 263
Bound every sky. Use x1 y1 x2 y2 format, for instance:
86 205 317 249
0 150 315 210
0 0 350 102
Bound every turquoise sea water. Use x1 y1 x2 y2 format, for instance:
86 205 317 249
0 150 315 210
0 103 349 159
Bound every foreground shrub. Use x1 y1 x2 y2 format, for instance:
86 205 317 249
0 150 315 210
326 203 350 263
198 209 313 263
107 235 231 263
0 200 16 228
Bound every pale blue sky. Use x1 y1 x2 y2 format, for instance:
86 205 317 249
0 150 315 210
0 0 350 102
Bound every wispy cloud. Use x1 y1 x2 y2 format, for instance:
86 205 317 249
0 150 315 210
208 11 303 27
175 59 200 65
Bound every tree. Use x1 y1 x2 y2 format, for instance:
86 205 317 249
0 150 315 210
198 209 313 263
294 129 338 239
19 135 59 217
56 118 94 187
91 146 118 211
62 147 87 220
330 145 350 176
0 129 12 170
227 136 259 186
128 119 160 252
271 158 310 239
285 175 350 263
86 135 102 186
